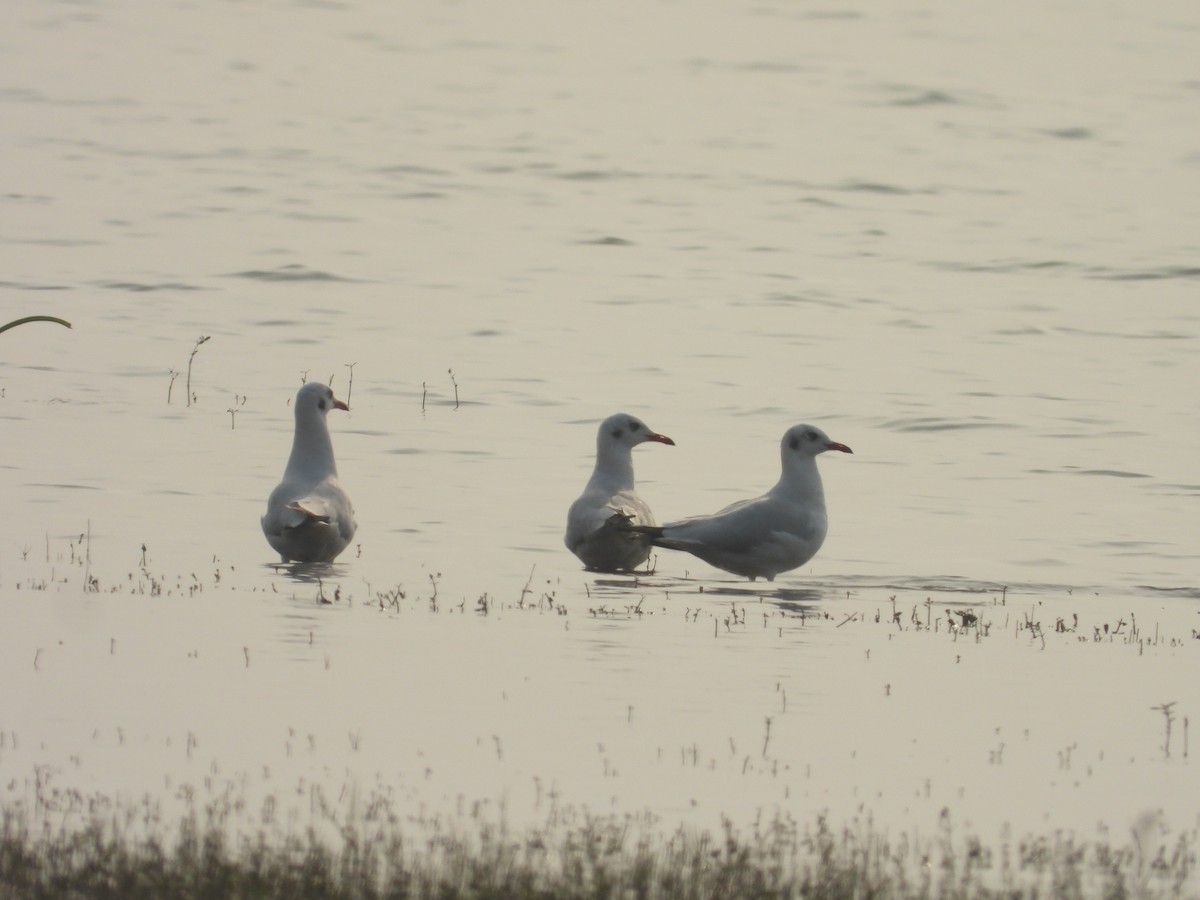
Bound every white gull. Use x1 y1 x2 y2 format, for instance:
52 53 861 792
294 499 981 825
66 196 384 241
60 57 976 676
564 412 674 573
262 381 357 563
637 423 851 581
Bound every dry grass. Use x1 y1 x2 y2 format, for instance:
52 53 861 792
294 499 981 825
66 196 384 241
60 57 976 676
0 784 1195 899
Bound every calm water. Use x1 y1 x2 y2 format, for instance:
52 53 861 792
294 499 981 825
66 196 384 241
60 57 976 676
2 0 1197 874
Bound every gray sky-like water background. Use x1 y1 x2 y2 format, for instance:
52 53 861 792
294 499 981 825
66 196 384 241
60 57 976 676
2 0 1198 881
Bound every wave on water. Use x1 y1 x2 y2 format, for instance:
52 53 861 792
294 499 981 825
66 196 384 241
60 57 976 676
1088 265 1200 281
554 169 642 182
1027 466 1153 479
577 236 634 246
26 482 100 491
879 416 1014 433
611 574 1133 608
1068 468 1152 479
930 258 1200 282
1054 326 1193 340
228 265 358 283
1037 126 1095 140
832 179 932 196
1150 482 1200 496
375 164 452 177
814 575 1166 602
819 574 1009 595
0 280 70 291
99 281 205 292
1136 584 1200 599
591 574 1017 604
868 83 1005 109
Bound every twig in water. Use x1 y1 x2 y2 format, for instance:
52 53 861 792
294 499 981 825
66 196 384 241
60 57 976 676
186 335 210 407
421 382 427 413
1152 702 1177 757
229 394 247 428
520 565 536 606
1 315 72 335
449 368 459 409
344 362 356 407
167 370 179 404
82 520 92 593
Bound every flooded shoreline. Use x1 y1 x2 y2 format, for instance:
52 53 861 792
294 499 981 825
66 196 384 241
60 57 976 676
2 540 1196 896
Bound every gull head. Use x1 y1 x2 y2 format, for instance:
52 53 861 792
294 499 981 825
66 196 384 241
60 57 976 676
782 423 852 459
598 412 675 451
296 381 349 417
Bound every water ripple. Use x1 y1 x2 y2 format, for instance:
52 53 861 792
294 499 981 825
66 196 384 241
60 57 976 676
930 258 1200 282
230 265 357 283
1038 126 1095 140
833 179 931 196
880 417 1014 433
1136 585 1200 599
99 281 204 292
870 84 1004 109
0 280 70 291
577 236 634 246
1029 467 1151 479
1088 265 1200 282
556 169 641 182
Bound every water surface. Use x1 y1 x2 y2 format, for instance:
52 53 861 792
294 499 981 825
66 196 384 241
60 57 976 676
2 0 1197 880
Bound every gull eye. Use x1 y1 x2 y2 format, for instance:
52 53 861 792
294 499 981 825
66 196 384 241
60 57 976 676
628 421 642 432
805 430 819 442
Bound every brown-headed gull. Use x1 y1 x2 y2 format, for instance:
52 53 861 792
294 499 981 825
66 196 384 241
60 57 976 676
262 381 357 563
635 423 851 581
565 412 675 573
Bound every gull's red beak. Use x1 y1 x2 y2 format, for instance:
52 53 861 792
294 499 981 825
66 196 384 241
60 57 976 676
334 398 350 412
827 441 852 454
648 432 675 446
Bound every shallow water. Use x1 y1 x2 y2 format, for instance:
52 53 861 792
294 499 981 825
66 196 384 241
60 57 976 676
2 0 1198 875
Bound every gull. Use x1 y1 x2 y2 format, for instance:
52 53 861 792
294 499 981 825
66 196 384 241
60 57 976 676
636 423 851 581
564 412 675 573
262 381 357 563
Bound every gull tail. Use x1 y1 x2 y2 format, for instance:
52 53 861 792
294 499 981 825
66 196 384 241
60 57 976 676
627 523 702 554
626 523 665 540
284 501 333 525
